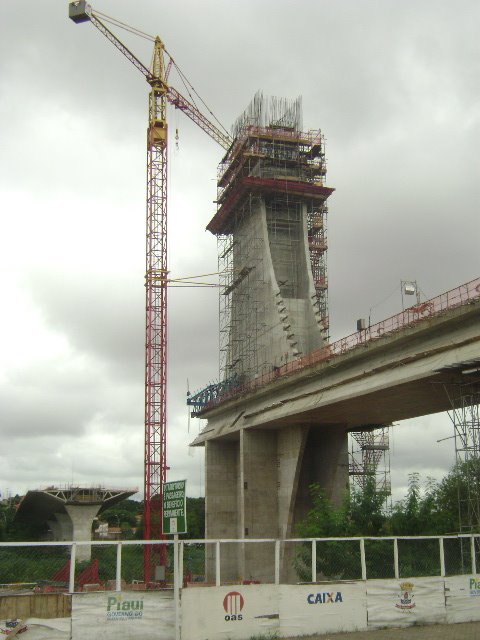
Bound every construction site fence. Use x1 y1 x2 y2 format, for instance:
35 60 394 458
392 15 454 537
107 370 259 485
0 534 479 593
203 276 480 412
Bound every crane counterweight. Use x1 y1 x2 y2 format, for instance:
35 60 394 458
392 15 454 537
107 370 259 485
68 1 91 23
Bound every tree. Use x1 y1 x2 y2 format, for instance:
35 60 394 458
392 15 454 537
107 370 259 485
435 458 480 533
347 476 389 536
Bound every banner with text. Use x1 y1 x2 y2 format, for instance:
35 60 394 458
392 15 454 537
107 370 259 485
72 591 174 640
445 575 480 624
182 585 278 640
279 583 367 637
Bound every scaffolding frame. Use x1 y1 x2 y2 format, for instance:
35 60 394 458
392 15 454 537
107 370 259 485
217 194 267 384
445 378 480 533
349 426 392 505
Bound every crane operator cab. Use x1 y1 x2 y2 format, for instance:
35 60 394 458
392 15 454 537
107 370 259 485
69 0 91 23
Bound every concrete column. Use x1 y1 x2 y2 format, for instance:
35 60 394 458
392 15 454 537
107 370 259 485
64 504 101 562
296 426 350 512
50 512 73 541
204 424 348 584
205 439 239 582
277 425 310 539
276 425 309 582
240 429 278 582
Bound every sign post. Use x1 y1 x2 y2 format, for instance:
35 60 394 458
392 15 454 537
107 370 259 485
162 480 187 535
163 480 186 640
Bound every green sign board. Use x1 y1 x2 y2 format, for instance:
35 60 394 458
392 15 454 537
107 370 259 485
162 480 187 535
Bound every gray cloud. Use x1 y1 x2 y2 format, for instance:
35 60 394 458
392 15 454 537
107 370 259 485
0 0 478 501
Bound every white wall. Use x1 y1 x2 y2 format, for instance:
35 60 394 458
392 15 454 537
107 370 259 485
72 591 174 640
180 575 480 640
59 573 480 640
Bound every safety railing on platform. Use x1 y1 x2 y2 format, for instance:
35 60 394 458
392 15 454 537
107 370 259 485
0 535 478 593
198 276 480 413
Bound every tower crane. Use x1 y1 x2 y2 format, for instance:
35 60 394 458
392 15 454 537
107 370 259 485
68 1 231 580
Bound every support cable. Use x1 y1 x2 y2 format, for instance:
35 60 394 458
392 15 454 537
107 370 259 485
167 57 230 137
92 10 155 41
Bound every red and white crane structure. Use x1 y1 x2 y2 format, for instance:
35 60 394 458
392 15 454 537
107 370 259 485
69 1 231 580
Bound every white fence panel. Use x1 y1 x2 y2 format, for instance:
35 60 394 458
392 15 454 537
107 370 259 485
445 575 480 624
278 582 367 637
181 585 278 640
72 591 174 640
366 577 446 629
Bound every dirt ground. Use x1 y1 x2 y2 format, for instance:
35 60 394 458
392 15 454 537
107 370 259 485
285 621 480 639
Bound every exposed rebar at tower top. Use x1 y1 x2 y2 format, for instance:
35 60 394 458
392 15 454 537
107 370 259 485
232 92 303 138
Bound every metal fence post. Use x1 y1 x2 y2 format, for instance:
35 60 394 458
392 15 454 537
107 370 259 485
439 537 445 577
275 540 280 585
394 539 399 579
179 541 184 587
360 539 367 580
174 537 180 640
215 541 221 587
116 542 122 590
69 543 76 593
471 536 477 575
311 540 316 583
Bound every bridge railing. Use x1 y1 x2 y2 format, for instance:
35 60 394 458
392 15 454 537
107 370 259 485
200 276 480 412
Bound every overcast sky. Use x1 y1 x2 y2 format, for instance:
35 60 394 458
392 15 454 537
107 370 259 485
0 0 478 504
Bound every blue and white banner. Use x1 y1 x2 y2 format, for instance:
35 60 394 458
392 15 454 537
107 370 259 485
279 583 367 636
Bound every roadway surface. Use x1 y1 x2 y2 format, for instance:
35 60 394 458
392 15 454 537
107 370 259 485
289 621 480 639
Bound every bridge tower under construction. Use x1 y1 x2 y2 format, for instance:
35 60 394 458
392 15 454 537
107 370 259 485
207 93 334 386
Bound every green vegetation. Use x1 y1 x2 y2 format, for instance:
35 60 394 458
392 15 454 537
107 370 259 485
293 461 480 581
296 462 480 540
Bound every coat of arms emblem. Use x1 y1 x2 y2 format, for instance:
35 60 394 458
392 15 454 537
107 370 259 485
395 581 415 610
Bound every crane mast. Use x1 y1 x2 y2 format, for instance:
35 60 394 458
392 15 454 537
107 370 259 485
69 0 231 582
144 37 168 577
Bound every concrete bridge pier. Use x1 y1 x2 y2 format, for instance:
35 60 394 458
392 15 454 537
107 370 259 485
65 504 102 561
205 425 349 583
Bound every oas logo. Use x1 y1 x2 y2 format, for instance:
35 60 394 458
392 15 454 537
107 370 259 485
223 591 244 622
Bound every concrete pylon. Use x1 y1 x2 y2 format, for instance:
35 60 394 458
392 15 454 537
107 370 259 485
65 504 102 562
16 487 137 563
